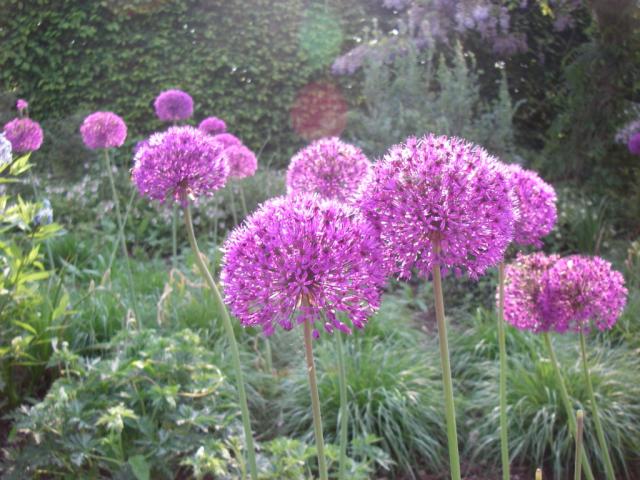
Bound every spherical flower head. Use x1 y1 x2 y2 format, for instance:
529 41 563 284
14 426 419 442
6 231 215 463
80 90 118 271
3 118 43 153
221 194 386 338
16 99 28 113
80 112 127 150
502 252 560 333
226 144 258 179
198 116 227 135
538 255 627 333
153 89 194 122
0 133 12 167
286 137 372 202
132 126 229 206
212 133 242 149
359 134 515 279
628 132 640 156
505 164 557 247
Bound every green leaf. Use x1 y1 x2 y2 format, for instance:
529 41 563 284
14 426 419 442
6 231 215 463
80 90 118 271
128 454 150 480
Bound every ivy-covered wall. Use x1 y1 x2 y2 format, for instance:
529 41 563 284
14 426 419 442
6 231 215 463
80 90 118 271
0 0 366 167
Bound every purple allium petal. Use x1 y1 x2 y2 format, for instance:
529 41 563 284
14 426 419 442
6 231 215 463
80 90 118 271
359 134 516 279
3 118 43 153
80 112 127 150
504 164 557 247
212 133 242 149
198 116 227 135
153 89 194 122
16 99 28 112
131 126 229 206
628 132 640 156
225 144 258 179
221 194 386 337
286 137 372 203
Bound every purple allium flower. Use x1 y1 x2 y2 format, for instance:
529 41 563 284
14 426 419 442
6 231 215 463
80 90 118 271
225 144 258 179
3 118 44 153
80 112 127 150
221 194 386 338
153 89 194 122
0 133 12 167
212 133 242 149
132 126 229 205
286 137 372 203
538 255 627 332
628 132 640 155
198 116 227 135
16 99 28 113
504 164 557 247
359 134 515 279
502 252 560 332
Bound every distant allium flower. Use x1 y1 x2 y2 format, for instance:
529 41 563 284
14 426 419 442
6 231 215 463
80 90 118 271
198 116 226 135
615 119 640 144
3 118 43 153
226 144 258 179
212 133 242 149
34 199 53 226
154 89 193 122
628 132 640 155
502 252 559 332
80 112 127 149
132 126 229 205
538 256 627 332
221 194 385 338
0 134 12 167
16 99 28 113
505 164 557 247
359 134 515 279
286 137 371 202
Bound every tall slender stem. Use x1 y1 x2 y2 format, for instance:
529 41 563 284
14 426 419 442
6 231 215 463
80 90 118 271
183 203 258 480
28 170 55 273
228 185 239 226
432 255 461 480
171 205 178 268
264 337 273 373
103 149 141 327
575 409 584 480
497 262 510 480
542 333 595 480
238 182 249 218
536 468 543 480
303 320 328 480
336 332 349 480
579 331 616 480
106 189 136 274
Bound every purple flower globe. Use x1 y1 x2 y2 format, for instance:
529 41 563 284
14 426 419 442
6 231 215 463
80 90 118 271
153 89 194 122
502 252 560 333
3 118 43 153
212 133 242 149
221 194 386 338
286 137 372 202
538 255 627 333
226 144 258 179
198 116 227 135
80 112 127 150
16 99 28 113
628 132 640 156
359 134 515 279
132 126 229 205
505 164 557 247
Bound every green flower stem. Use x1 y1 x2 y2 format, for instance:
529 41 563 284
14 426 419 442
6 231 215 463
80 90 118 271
536 468 543 480
172 205 178 268
497 262 510 480
264 336 273 373
575 409 584 480
303 320 329 480
103 149 141 327
542 333 595 480
432 256 461 480
183 203 258 480
239 182 249 219
579 331 616 480
27 170 55 272
229 185 239 226
336 332 349 480
106 189 136 275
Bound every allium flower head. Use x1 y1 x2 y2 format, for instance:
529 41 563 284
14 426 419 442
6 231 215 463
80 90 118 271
0 133 12 167
16 99 28 113
3 118 43 153
80 112 127 150
221 194 385 338
132 126 229 205
538 255 627 332
212 133 242 149
225 144 258 179
286 137 372 202
198 116 226 135
502 252 560 333
153 89 194 122
628 132 640 156
504 163 557 247
359 134 515 279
